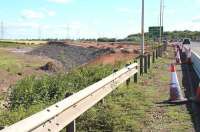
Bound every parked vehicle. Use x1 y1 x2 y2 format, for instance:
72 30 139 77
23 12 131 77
182 38 191 44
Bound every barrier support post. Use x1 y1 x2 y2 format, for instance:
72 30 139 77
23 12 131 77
153 51 155 63
140 55 144 75
134 60 138 83
144 55 148 73
148 54 151 69
65 93 76 132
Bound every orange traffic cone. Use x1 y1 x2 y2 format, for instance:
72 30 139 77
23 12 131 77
175 50 181 64
168 64 187 103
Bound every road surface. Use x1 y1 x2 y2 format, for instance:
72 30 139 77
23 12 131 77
189 42 200 55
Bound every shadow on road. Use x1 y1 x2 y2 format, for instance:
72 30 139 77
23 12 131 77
181 52 200 132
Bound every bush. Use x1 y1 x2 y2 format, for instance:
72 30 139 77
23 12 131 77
97 38 116 42
7 64 114 110
0 62 125 126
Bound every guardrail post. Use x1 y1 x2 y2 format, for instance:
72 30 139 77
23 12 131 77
160 46 163 57
148 54 151 69
65 93 76 132
156 48 158 59
0 126 5 130
158 47 161 57
140 55 143 75
125 64 131 86
134 60 138 83
66 122 76 132
152 51 155 63
144 55 148 73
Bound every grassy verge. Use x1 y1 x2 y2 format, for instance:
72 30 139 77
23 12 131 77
76 49 193 131
0 50 43 74
0 50 23 74
0 62 124 126
0 41 27 48
0 48 194 131
0 41 46 48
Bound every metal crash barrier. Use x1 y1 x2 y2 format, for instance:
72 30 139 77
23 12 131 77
1 63 138 132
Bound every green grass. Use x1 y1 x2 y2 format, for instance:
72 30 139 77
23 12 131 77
0 48 194 131
0 49 45 74
76 52 193 131
0 51 23 74
0 64 117 126
0 41 26 48
0 41 43 48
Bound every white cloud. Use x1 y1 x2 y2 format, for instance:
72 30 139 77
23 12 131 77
21 10 44 19
192 16 200 22
47 10 56 16
118 7 132 13
167 21 200 31
40 8 56 16
21 9 56 20
48 0 72 4
196 0 200 3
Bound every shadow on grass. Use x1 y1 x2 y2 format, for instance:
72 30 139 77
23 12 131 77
155 100 190 106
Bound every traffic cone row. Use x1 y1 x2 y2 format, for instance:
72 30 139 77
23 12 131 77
167 42 200 104
173 43 193 65
168 64 187 103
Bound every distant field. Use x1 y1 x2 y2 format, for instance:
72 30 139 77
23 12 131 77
0 40 47 47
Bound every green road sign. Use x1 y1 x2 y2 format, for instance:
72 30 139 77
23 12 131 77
149 26 163 39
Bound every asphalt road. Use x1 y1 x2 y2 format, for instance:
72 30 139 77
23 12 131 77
190 42 200 55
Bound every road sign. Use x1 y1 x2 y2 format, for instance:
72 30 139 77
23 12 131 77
149 26 163 39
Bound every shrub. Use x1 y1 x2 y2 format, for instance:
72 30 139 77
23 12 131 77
8 64 114 110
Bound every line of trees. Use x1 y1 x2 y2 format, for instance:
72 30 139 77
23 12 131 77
127 30 200 41
95 30 200 42
8 30 199 42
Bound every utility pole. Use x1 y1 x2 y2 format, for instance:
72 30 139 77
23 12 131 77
38 25 41 40
67 24 70 40
160 0 163 44
141 0 145 55
1 21 4 40
162 0 165 39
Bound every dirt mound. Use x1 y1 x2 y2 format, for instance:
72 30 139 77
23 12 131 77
40 61 63 72
28 43 112 71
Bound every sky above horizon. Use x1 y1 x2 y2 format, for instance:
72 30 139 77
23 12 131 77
0 0 200 39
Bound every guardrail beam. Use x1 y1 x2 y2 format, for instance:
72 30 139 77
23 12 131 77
1 63 138 132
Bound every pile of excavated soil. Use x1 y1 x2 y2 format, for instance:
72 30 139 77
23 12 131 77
28 43 112 71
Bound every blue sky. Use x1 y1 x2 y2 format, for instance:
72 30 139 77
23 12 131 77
0 0 200 39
